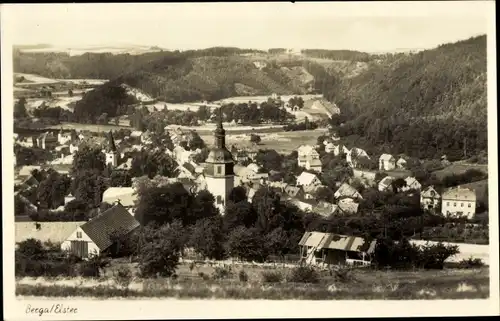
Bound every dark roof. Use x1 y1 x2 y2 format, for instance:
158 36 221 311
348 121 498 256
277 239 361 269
107 131 117 152
80 203 140 251
182 162 196 174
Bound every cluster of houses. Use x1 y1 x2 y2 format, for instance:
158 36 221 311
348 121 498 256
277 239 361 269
13 119 479 266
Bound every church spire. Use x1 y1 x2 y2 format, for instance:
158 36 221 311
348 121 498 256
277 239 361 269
214 107 226 149
108 130 117 152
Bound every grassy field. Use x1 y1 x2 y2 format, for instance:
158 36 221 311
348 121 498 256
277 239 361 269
433 163 489 180
16 264 489 300
203 129 328 154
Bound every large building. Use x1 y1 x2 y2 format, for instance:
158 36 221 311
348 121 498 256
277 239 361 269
441 186 477 219
204 113 234 214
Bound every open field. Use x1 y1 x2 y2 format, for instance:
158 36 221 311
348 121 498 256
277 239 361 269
433 163 489 179
45 122 132 132
16 265 489 300
203 128 328 154
215 94 323 105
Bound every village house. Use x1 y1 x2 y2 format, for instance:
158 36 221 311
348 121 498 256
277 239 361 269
337 198 360 215
284 185 305 199
441 186 477 219
64 193 75 205
69 142 79 154
379 154 396 171
57 130 73 145
16 221 87 247
297 145 322 172
299 232 377 267
378 176 395 192
420 186 441 211
15 136 35 148
36 132 58 150
17 165 41 179
296 171 322 194
176 162 198 180
334 183 363 200
396 157 407 169
401 176 422 192
346 148 369 168
117 158 133 170
61 203 140 259
102 188 138 215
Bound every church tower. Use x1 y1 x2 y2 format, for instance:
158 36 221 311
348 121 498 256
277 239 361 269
204 108 234 215
105 130 118 167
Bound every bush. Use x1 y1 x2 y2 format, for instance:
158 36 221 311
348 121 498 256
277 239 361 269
198 272 210 281
288 266 320 284
17 239 46 260
458 257 485 269
113 266 133 289
261 271 283 283
212 266 233 280
238 269 249 282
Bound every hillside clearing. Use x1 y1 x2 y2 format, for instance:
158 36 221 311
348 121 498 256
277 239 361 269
433 163 489 179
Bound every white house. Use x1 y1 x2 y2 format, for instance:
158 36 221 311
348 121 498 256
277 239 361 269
69 143 79 154
420 186 441 211
346 148 369 168
57 131 72 145
379 154 396 171
337 198 360 215
298 145 322 172
401 176 422 192
61 204 140 259
441 187 477 219
334 183 363 200
396 157 407 169
296 172 322 194
64 193 75 205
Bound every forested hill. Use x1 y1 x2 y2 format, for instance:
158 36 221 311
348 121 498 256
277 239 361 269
325 35 487 161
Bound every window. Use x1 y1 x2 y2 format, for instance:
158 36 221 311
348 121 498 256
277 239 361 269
453 202 456 207
461 203 464 207
217 166 222 174
216 195 223 204
447 202 450 206
76 231 82 239
468 203 471 208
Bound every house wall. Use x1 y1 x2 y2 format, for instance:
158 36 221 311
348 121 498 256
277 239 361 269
420 196 440 210
379 158 396 171
105 152 118 167
323 249 348 265
441 198 476 219
61 226 100 258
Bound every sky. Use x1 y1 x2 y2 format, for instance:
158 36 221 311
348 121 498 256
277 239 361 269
2 2 491 53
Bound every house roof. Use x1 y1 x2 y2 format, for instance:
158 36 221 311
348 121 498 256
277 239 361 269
421 186 440 198
16 221 87 245
18 165 41 177
80 203 140 251
182 162 197 175
284 185 302 197
297 172 318 186
379 176 395 187
338 200 359 214
334 183 362 199
102 187 137 207
312 201 338 217
299 232 376 254
404 176 420 187
442 187 476 201
117 158 133 170
246 163 260 173
379 153 395 161
397 157 407 164
298 145 315 155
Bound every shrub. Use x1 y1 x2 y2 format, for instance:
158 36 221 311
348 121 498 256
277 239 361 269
113 266 132 289
17 238 46 260
288 266 320 284
261 271 283 283
458 257 485 269
238 269 249 282
198 272 210 281
212 266 233 280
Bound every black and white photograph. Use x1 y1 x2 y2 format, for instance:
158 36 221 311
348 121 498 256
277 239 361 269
2 2 498 319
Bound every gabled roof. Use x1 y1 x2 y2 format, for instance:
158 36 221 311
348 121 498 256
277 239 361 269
338 200 359 214
334 183 362 199
285 185 303 198
80 203 140 251
296 172 319 186
442 186 476 201
379 176 395 187
299 232 376 254
421 186 440 198
404 176 420 187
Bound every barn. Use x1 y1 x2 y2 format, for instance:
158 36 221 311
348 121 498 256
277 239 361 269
61 203 140 259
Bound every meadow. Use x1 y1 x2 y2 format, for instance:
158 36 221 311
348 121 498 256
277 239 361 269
16 262 489 300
